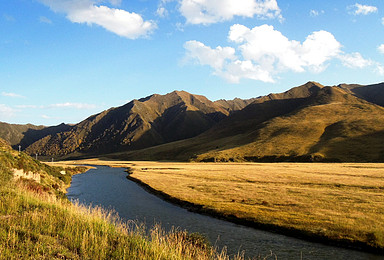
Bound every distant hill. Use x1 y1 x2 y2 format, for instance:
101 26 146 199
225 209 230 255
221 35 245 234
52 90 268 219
24 91 250 157
0 122 44 146
0 122 71 150
111 82 384 162
5 81 384 162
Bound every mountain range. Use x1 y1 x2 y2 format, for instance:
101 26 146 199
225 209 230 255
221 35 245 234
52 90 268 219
2 81 384 162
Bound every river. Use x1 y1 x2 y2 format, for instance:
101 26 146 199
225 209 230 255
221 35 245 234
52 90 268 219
66 166 382 259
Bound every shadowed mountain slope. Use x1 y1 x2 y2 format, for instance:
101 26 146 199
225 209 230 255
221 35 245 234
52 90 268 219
0 122 71 150
213 97 257 113
112 82 384 162
0 122 44 146
25 91 247 157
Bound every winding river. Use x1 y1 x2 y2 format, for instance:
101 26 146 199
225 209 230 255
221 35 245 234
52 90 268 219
66 166 382 259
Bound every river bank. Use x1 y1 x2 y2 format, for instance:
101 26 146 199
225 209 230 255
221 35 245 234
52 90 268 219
124 161 384 255
55 159 384 255
127 172 382 255
0 146 236 259
67 165 381 259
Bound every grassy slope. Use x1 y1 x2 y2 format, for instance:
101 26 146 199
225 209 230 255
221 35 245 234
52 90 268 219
0 140 238 260
127 161 384 253
198 87 384 162
111 85 384 163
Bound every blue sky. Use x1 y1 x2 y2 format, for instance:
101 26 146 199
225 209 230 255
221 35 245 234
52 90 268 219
1 0 384 125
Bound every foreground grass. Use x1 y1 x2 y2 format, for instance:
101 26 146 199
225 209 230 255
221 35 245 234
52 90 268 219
119 161 384 252
0 143 246 259
0 180 238 259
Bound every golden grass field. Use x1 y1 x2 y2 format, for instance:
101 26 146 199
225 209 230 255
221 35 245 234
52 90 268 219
56 159 384 251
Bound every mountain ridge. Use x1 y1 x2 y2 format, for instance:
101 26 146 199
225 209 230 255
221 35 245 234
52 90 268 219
2 81 384 162
23 91 252 157
106 81 384 162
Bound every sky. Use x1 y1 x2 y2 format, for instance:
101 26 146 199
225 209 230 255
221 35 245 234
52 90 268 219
1 0 384 126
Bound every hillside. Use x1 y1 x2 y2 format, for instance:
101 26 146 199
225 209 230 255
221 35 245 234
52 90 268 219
111 82 384 162
0 139 229 259
338 82 384 107
6 81 384 162
24 91 250 157
0 122 44 146
0 121 71 150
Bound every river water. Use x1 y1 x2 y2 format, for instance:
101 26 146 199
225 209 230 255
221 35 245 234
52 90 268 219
66 166 382 259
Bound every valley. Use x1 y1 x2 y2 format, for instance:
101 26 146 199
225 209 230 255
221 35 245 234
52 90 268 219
2 81 384 257
53 159 384 254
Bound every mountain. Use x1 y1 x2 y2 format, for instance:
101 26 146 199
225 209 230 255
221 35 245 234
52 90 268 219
11 81 384 162
111 82 384 162
338 82 384 107
213 97 257 113
0 122 44 146
0 122 71 150
24 91 248 157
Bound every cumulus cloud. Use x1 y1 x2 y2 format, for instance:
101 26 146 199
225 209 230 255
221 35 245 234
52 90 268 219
184 40 236 70
351 3 378 15
39 0 156 39
339 52 372 68
179 0 282 25
184 24 379 83
185 24 342 83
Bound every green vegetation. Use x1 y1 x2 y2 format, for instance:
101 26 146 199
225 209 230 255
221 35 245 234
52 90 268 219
0 139 243 259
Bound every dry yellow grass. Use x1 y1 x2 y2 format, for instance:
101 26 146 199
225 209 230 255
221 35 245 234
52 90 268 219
59 159 384 251
126 162 384 250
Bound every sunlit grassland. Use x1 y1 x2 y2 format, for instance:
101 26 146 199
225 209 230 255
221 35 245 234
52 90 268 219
0 172 243 259
120 161 384 250
0 143 244 260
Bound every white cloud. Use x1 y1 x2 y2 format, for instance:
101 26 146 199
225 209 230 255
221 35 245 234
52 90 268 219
338 52 372 68
179 0 282 25
351 3 378 15
310 9 324 17
229 24 341 73
376 64 384 75
47 102 97 109
310 10 319 17
2 92 25 98
157 7 168 17
0 104 15 119
39 0 156 39
219 60 274 83
184 24 377 83
378 44 384 54
184 40 236 70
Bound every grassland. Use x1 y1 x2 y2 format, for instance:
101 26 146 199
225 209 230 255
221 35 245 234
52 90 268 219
115 161 384 253
0 142 244 259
